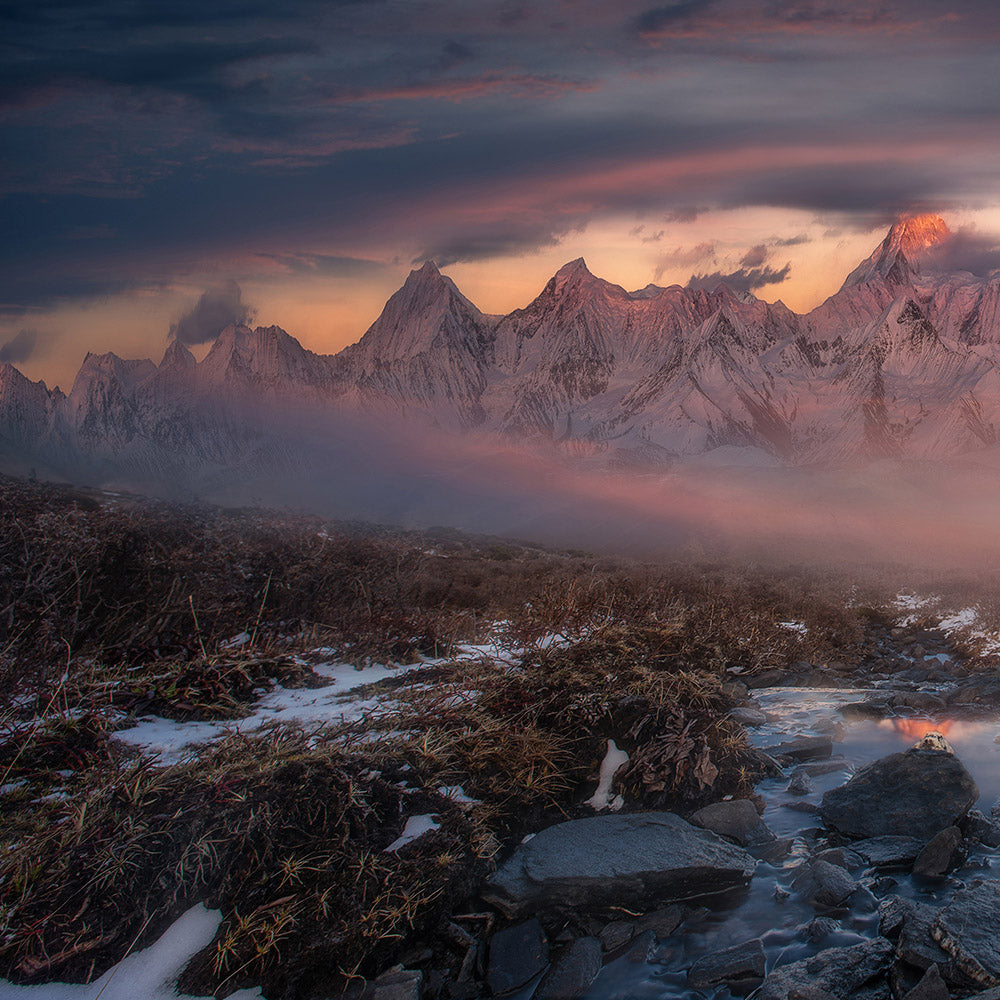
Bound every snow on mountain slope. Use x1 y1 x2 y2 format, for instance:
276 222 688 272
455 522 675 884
6 214 1000 485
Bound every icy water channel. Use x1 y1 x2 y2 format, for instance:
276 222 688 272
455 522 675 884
584 686 1000 1000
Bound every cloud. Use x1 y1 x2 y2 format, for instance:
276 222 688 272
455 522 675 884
921 227 1000 278
740 243 768 267
634 1 716 36
772 233 811 246
170 280 254 345
687 263 791 294
414 223 566 267
654 241 715 280
0 328 37 364
253 252 389 278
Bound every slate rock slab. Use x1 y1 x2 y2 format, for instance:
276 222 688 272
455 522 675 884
913 827 962 876
932 880 1000 987
486 919 548 994
483 813 755 917
536 937 601 1000
851 836 926 867
761 735 834 762
688 938 765 987
756 937 893 1000
689 799 776 847
820 748 978 838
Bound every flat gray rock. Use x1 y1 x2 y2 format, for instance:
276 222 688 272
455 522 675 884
933 880 1000 987
483 813 756 917
902 964 950 1000
756 937 893 1000
821 748 978 838
486 919 548 994
689 799 776 847
688 938 765 987
852 836 926 866
536 937 601 1000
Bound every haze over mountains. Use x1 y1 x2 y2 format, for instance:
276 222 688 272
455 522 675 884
6 214 1000 502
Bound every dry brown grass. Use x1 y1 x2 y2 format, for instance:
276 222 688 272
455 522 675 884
1 472 953 998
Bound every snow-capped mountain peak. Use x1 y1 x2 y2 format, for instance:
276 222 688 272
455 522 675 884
842 213 951 289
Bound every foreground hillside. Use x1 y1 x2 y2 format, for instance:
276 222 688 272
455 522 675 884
5 476 1000 999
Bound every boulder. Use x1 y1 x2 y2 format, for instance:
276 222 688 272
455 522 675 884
932 880 1000 987
598 921 633 953
689 799 776 847
486 919 548 994
483 813 755 917
633 905 683 937
756 937 893 1000
913 827 962 876
791 859 859 907
883 898 978 988
375 970 423 1000
820 747 978 838
688 938 766 987
536 937 601 1000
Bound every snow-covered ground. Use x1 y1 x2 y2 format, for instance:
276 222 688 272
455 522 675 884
894 593 1000 656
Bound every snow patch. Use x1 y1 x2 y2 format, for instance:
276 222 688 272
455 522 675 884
0 905 261 1000
385 814 440 853
584 738 629 812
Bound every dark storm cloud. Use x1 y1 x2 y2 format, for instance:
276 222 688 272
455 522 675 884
170 281 254 345
4 0 1000 311
254 252 390 278
413 223 566 267
687 263 791 294
0 329 37 364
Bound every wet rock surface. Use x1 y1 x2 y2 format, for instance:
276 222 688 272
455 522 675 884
482 812 755 916
932 880 1000 987
535 936 601 1000
756 937 894 1000
688 798 776 847
820 747 979 838
485 918 548 994
687 937 765 987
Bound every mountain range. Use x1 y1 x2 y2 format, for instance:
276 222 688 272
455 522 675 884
6 214 1000 491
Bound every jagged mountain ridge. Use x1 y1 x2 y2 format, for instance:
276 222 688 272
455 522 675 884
6 214 1000 484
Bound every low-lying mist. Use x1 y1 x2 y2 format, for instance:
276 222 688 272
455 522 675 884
181 407 1000 574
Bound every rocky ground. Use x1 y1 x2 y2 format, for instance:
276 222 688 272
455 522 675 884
347 622 1000 1000
5 475 1000 999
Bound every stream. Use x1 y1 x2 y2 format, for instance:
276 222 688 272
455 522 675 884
585 685 1000 1000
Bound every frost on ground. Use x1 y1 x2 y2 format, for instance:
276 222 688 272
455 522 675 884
0 906 260 1000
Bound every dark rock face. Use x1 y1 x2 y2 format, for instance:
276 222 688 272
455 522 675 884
932 880 1000 987
687 938 766 987
689 799 776 847
964 810 1000 848
902 964 950 1000
791 859 859 907
482 813 755 917
851 836 926 867
820 748 978 838
883 897 978 988
913 827 962 876
756 937 893 1000
486 919 548 994
536 937 601 1000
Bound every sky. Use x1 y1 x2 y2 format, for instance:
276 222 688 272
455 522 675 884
5 0 1000 389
